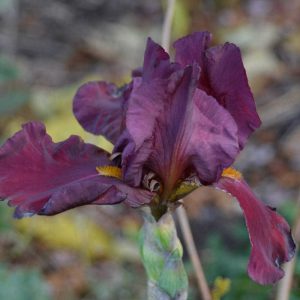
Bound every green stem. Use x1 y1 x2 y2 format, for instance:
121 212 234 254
140 211 188 300
150 202 168 221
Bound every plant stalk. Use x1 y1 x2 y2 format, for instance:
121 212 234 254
160 0 211 298
276 190 300 300
177 205 212 300
161 0 176 51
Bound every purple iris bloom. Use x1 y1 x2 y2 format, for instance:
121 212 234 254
0 32 295 285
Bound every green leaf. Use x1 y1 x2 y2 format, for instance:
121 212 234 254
173 0 190 39
0 204 13 231
0 57 19 82
0 88 30 116
0 56 30 115
0 265 51 300
158 251 188 298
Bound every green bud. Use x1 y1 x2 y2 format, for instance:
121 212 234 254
140 211 188 300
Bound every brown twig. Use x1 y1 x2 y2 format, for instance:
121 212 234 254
177 205 212 300
161 0 176 51
276 189 300 300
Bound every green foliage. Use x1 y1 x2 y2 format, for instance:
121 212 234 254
88 263 147 300
202 219 274 300
277 200 297 224
0 90 30 116
0 56 30 116
0 265 50 300
15 212 115 260
0 204 13 232
0 57 18 82
173 0 190 39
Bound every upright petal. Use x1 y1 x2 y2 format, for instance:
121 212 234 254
122 55 239 196
142 38 179 81
0 122 152 217
215 175 295 285
114 129 153 187
205 44 261 148
173 32 261 149
190 89 239 184
173 31 211 67
73 81 130 143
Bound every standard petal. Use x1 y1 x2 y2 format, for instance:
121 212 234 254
0 122 152 217
215 176 295 285
114 129 154 187
142 38 179 81
174 32 261 149
73 81 130 143
204 43 261 148
122 68 192 189
190 89 239 184
121 61 239 196
173 31 212 68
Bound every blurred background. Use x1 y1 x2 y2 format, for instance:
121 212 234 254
0 0 300 299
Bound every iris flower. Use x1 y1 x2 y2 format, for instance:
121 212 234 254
0 32 295 285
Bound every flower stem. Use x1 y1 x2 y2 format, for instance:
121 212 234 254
161 1 211 298
276 190 300 300
177 205 212 300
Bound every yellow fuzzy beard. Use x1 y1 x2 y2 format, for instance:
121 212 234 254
96 166 122 179
221 167 242 180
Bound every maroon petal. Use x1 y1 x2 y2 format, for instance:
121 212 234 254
142 38 179 81
191 88 239 184
114 129 153 187
0 122 152 217
41 176 153 216
173 32 261 149
215 176 295 285
174 31 211 67
122 61 239 194
205 44 261 148
73 81 130 143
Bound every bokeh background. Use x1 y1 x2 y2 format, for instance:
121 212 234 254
0 0 300 299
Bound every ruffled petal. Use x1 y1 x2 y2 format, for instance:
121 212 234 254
0 122 152 217
190 89 239 184
114 129 153 187
73 81 130 143
205 44 261 148
121 51 239 194
41 176 153 216
173 32 261 149
215 176 295 285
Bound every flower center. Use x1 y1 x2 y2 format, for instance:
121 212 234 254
142 172 161 192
